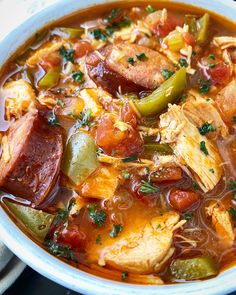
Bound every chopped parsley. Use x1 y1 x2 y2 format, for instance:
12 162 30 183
179 58 188 67
74 109 92 130
183 211 193 221
119 16 131 27
146 5 156 13
228 180 236 190
232 116 236 124
136 52 148 61
199 81 210 95
105 8 122 23
127 57 135 65
109 224 123 238
209 168 215 174
90 29 107 41
200 140 209 156
208 54 215 60
45 240 77 262
88 204 107 227
161 69 174 80
192 181 200 190
122 156 138 162
228 207 236 226
180 94 187 102
198 122 216 135
96 234 102 245
72 70 85 84
138 180 160 194
121 272 128 280
59 46 75 63
105 25 116 36
122 172 130 179
208 63 215 69
48 111 60 126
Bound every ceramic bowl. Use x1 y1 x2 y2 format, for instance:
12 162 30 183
0 0 236 294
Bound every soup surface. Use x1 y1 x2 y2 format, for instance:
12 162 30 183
0 1 236 285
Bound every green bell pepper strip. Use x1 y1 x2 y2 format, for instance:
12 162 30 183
170 256 218 280
144 143 173 155
38 66 61 89
52 27 84 39
184 15 198 35
134 67 186 117
197 13 210 45
62 131 99 186
4 200 54 241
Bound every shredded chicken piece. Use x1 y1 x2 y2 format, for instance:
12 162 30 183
160 104 223 192
26 41 64 67
214 36 236 49
206 202 235 247
3 79 36 119
95 212 185 274
183 92 229 138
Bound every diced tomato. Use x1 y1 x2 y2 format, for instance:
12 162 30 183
96 114 143 157
59 224 87 249
182 32 196 46
152 13 184 38
120 102 138 128
73 41 93 59
152 166 183 182
207 63 231 86
169 189 199 211
39 52 61 71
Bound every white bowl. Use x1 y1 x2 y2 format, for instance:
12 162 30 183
0 1 236 294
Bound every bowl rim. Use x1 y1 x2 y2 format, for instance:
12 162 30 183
0 0 236 294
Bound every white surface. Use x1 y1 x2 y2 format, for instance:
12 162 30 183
0 0 236 295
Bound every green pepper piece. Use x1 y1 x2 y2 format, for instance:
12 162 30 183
134 67 186 117
197 13 210 45
4 200 54 241
62 131 99 185
53 27 84 39
38 66 61 89
144 143 173 155
170 256 218 280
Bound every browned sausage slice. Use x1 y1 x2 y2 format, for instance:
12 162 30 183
105 44 175 89
0 110 63 205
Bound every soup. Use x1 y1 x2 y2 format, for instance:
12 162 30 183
0 1 236 285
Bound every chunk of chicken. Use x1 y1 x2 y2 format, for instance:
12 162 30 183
3 80 36 119
183 91 229 138
95 212 185 274
160 104 223 192
105 43 175 89
26 42 63 67
215 79 236 124
206 202 235 247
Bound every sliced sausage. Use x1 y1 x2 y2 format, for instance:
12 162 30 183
0 110 63 205
86 48 144 96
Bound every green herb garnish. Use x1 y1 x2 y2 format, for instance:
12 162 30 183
208 64 215 69
75 109 92 130
208 54 215 60
59 46 75 63
109 224 123 238
45 240 77 261
127 57 135 65
88 204 107 227
122 156 138 162
192 181 200 190
146 5 156 13
198 122 216 135
209 168 215 174
179 58 188 67
105 8 122 23
121 272 128 280
199 81 210 95
228 207 236 225
136 52 148 61
91 29 107 41
183 211 193 220
232 116 236 124
72 70 85 84
96 234 102 245
200 140 209 155
122 172 130 179
138 180 160 194
228 180 236 190
48 111 60 126
161 69 174 80
119 16 131 27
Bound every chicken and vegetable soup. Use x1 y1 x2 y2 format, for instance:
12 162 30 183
0 1 236 284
